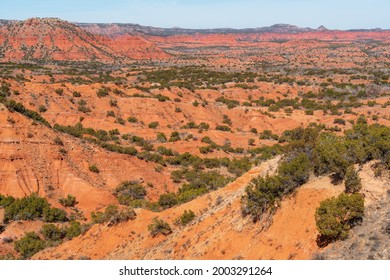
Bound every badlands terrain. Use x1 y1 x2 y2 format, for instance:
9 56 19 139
0 18 389 260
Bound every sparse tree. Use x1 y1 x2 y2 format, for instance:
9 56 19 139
344 165 362 194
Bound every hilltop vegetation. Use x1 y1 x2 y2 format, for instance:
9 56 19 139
242 121 389 245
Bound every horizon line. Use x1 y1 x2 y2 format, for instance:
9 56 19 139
0 17 388 32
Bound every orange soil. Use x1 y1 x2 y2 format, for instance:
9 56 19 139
33 157 343 260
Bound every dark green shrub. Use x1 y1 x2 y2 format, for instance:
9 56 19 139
38 105 47 113
226 157 252 176
109 99 118 107
305 110 314 115
3 194 68 223
148 217 172 237
344 166 362 194
97 87 109 97
201 136 214 144
100 143 137 156
0 195 15 208
169 131 181 142
199 145 214 154
156 146 174 156
55 88 64 95
315 193 364 241
278 153 310 191
242 152 309 222
177 187 208 203
91 205 136 226
177 210 195 226
114 181 147 206
43 207 68 222
259 130 278 140
59 194 78 207
334 118 346 125
65 221 83 240
89 164 100 173
1 99 51 127
4 194 50 222
216 125 231 132
242 175 283 222
78 104 91 113
199 122 210 130
175 169 232 192
215 96 240 109
345 122 390 164
156 132 167 143
14 232 46 259
136 151 163 164
313 133 349 180
41 224 65 241
127 117 138 123
116 117 125 125
181 121 198 129
222 114 232 126
72 91 81 97
158 193 178 209
148 121 159 129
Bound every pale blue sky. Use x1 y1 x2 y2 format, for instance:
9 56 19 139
1 0 389 29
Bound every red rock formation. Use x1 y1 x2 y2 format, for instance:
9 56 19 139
0 18 170 62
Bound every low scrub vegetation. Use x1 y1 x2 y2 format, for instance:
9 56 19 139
58 194 78 207
315 193 364 243
242 152 310 222
0 97 51 127
148 217 172 237
113 181 147 206
243 121 389 226
344 166 362 194
91 204 136 226
2 194 67 223
14 232 45 259
176 210 196 226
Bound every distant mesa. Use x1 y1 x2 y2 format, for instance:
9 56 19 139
0 17 389 63
317 25 328 31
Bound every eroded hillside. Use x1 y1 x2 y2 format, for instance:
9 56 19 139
0 18 389 260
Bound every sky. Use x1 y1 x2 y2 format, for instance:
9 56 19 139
0 0 389 29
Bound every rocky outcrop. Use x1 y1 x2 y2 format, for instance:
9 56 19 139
0 18 169 63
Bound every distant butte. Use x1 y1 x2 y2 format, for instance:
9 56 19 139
317 25 328 31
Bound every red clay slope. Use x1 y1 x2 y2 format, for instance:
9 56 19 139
33 157 343 260
0 18 170 63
